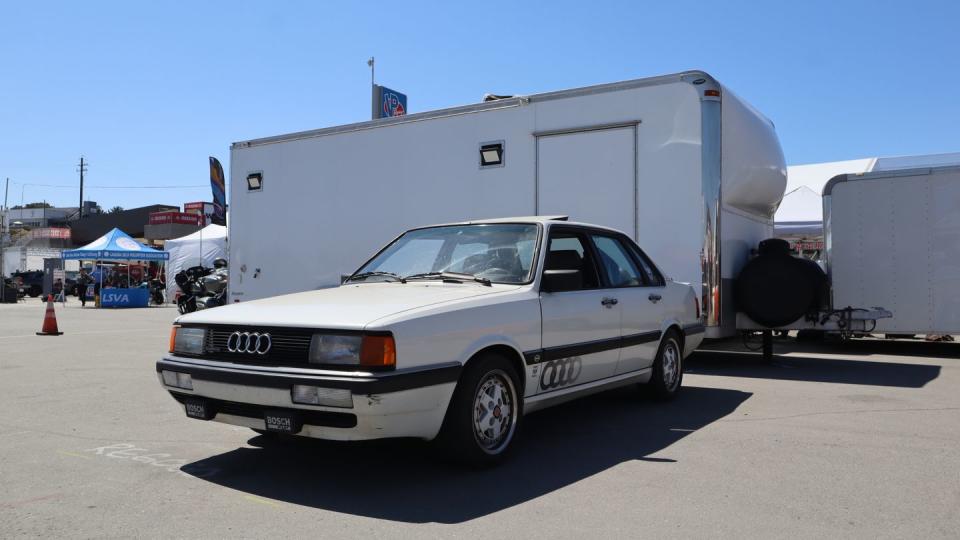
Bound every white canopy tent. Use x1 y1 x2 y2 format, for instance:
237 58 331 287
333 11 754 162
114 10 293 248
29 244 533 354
776 152 960 232
164 224 227 302
776 158 875 229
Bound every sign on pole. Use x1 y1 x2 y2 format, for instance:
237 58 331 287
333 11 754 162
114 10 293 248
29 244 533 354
373 85 407 119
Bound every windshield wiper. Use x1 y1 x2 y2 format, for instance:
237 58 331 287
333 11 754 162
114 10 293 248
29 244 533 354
402 271 492 286
345 271 402 283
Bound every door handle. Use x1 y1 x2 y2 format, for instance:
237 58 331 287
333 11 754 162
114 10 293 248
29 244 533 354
601 297 619 307
648 293 662 303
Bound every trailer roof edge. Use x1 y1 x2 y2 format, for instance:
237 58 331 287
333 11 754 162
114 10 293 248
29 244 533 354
822 164 960 196
231 70 717 149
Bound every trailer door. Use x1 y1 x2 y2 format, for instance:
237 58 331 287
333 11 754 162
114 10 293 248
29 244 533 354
536 125 637 238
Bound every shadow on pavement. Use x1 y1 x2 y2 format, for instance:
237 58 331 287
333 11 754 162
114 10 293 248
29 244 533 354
182 385 750 523
688 348 941 388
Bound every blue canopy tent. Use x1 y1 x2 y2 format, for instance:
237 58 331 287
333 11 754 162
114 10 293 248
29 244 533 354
63 228 169 307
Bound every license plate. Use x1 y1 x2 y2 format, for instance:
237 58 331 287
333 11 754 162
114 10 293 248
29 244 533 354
184 399 213 420
264 411 300 434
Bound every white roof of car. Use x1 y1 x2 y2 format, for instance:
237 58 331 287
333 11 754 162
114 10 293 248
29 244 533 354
463 215 569 224
418 215 626 234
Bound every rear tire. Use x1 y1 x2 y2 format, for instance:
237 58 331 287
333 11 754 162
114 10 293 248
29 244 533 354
436 352 522 467
645 329 684 400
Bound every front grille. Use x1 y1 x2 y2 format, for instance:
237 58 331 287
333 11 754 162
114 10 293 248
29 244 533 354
197 325 314 366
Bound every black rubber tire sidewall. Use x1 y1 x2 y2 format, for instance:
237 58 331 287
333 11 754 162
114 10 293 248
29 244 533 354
436 352 522 467
646 330 683 400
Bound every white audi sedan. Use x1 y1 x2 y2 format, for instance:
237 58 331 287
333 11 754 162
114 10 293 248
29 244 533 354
158 217 703 464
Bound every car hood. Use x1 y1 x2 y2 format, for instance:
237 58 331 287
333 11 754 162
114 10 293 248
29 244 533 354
175 282 521 329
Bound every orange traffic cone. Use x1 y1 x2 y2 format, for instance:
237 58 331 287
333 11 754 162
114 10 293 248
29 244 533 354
37 294 64 336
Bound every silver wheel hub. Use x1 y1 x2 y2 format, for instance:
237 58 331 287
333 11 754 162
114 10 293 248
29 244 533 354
662 341 680 389
472 370 516 454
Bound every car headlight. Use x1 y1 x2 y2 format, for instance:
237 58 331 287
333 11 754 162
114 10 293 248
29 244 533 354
308 333 395 369
170 326 205 355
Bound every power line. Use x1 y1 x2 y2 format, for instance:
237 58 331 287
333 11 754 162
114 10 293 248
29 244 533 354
8 182 207 189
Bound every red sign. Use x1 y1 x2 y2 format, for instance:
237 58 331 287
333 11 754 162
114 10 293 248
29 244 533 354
28 227 71 240
183 202 206 213
149 212 202 226
792 241 824 251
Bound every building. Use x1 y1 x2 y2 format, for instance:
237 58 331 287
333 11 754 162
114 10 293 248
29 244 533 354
3 200 213 275
2 206 79 231
69 204 178 245
143 202 211 242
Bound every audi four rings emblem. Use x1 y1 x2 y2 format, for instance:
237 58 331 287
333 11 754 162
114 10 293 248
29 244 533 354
226 331 272 355
539 357 582 390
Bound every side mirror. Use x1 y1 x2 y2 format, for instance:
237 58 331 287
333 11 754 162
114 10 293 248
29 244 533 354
541 269 582 293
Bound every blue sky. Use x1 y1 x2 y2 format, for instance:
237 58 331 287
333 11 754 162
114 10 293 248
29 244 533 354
1 1 957 210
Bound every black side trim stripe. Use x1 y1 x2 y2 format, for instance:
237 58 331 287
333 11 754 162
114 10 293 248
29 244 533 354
542 335 621 362
683 323 705 336
620 330 663 348
524 330 662 365
157 360 461 394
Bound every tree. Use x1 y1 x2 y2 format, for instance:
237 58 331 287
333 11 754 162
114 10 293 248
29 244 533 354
108 206 124 214
11 202 53 210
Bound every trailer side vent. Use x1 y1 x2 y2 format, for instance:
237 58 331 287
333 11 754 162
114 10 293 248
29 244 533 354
246 172 263 192
479 141 504 168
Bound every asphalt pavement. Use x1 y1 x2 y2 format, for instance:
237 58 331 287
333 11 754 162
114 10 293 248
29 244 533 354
1 300 958 538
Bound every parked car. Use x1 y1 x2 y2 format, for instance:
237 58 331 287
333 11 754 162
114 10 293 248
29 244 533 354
10 270 44 298
63 270 80 297
157 217 704 464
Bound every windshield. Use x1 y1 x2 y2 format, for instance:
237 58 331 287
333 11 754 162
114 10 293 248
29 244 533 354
353 224 540 284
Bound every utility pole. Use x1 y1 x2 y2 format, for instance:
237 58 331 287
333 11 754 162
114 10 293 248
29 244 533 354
77 156 88 218
368 57 377 120
1 178 8 281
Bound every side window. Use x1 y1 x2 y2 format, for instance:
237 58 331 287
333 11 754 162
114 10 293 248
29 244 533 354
543 233 600 289
625 241 665 286
590 235 644 287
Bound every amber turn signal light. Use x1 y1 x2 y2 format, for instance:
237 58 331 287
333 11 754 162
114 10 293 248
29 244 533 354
168 325 179 353
360 335 396 368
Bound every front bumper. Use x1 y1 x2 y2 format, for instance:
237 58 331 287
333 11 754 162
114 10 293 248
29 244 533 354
156 356 461 441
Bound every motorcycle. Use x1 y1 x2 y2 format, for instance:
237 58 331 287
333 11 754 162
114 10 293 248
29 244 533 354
141 278 166 306
174 259 228 314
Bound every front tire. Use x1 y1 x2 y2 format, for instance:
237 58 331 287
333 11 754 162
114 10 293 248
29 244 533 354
437 352 522 466
645 329 683 400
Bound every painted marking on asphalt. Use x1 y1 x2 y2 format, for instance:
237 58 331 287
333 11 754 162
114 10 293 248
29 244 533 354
58 450 92 460
243 495 280 507
0 493 63 509
85 443 220 479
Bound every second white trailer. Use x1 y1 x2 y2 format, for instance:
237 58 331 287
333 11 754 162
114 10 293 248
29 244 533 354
824 165 960 335
228 70 786 338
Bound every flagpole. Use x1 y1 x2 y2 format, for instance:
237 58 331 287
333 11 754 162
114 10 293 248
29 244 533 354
368 57 376 120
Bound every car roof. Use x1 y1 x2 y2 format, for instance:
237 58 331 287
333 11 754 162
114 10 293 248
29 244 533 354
420 216 627 235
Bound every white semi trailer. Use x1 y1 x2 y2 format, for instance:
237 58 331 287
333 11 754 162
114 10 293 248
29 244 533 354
228 70 787 339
